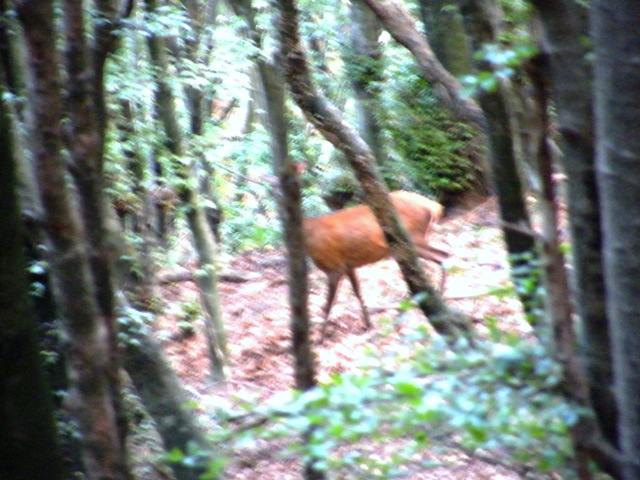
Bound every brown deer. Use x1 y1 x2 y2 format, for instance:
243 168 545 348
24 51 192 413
304 191 448 336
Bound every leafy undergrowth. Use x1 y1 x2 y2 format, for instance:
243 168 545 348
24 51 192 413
153 197 576 479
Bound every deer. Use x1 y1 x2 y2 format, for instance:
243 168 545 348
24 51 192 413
303 190 448 337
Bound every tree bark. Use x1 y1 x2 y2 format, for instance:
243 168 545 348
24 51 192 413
527 54 598 480
0 63 65 480
347 0 386 165
233 2 323 477
16 3 131 478
458 0 540 321
592 2 640 478
261 59 325 480
120 310 215 480
361 0 490 196
362 0 486 132
145 0 227 381
60 0 132 455
233 0 320 392
418 0 472 78
273 0 470 340
530 0 618 458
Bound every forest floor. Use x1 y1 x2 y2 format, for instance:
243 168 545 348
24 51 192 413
154 196 543 479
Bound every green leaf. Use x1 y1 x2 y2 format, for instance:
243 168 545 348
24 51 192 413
394 381 422 398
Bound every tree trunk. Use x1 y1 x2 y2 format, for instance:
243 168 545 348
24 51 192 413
181 0 224 243
234 0 319 392
530 0 618 460
261 60 325 480
120 309 215 480
362 0 486 131
527 54 597 480
274 0 470 340
114 99 160 308
347 0 386 165
0 65 65 480
458 0 540 321
16 3 131 478
145 0 226 381
361 0 490 195
592 2 640 478
418 0 472 78
103 190 218 479
234 1 323 476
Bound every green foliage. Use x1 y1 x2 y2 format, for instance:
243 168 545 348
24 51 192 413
116 307 156 348
213 311 579 478
460 1 537 97
509 251 545 326
209 128 283 252
461 42 538 95
177 300 201 337
383 60 482 200
166 441 225 479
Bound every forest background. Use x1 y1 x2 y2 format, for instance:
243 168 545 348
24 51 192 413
1 0 640 480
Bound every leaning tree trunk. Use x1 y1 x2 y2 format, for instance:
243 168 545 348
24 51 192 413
362 0 486 132
16 2 131 478
0 66 65 480
361 0 491 198
145 0 226 381
120 308 215 480
530 0 618 463
103 201 218 480
592 2 640 479
273 0 470 340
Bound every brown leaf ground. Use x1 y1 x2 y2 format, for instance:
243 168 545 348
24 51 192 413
154 197 546 479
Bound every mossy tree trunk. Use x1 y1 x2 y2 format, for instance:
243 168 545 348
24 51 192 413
0 62 65 480
458 0 540 320
346 0 386 166
145 0 226 382
15 1 132 477
418 0 472 78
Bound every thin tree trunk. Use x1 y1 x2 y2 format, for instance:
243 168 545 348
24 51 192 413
145 0 226 381
261 60 324 480
458 0 540 321
273 0 470 340
592 2 640 479
234 2 323 476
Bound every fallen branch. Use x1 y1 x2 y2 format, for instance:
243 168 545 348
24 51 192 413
158 269 259 285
